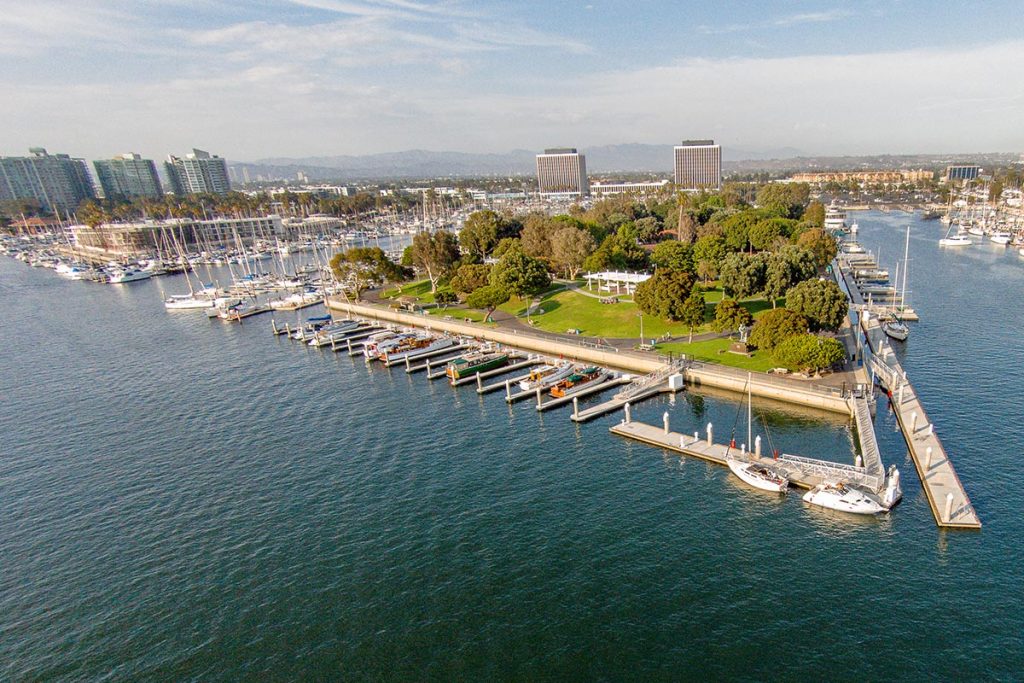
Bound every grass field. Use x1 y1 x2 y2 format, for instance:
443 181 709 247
655 338 778 373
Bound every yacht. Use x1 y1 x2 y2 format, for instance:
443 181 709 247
518 364 574 392
107 267 152 283
989 231 1012 245
939 233 972 247
882 319 910 341
802 482 885 515
824 203 847 232
726 455 790 493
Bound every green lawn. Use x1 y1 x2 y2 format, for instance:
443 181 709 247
381 279 436 304
426 307 496 325
656 338 779 373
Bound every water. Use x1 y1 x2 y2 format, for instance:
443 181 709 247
1 213 1021 680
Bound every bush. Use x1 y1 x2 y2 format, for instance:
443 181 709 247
712 299 753 332
748 309 808 350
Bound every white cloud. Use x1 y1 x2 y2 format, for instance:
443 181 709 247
698 8 853 35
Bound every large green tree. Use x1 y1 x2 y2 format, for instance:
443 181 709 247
465 284 510 322
489 249 551 301
549 226 596 280
679 286 707 342
693 234 728 268
459 210 500 261
712 299 753 332
763 246 817 306
772 334 846 373
409 230 460 293
748 309 809 350
634 269 697 321
330 247 410 300
796 228 838 267
719 252 767 299
650 240 695 274
803 201 826 228
756 183 810 219
449 263 492 295
786 278 848 331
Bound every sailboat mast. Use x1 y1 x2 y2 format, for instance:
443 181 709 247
901 225 910 310
747 373 752 451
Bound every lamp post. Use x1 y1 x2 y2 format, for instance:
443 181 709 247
638 311 645 347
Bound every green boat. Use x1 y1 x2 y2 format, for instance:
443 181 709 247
446 352 509 382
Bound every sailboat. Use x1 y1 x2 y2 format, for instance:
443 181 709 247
725 375 790 493
939 222 972 247
883 226 912 342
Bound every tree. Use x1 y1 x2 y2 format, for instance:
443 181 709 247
756 183 810 219
459 210 500 261
763 246 817 306
712 299 753 332
582 233 650 272
696 259 719 285
719 252 767 299
489 249 551 301
693 234 727 268
520 212 559 259
492 237 521 259
680 286 706 342
720 211 758 252
650 240 695 274
634 216 662 243
466 284 510 322
772 334 846 373
677 209 698 243
786 278 848 331
803 200 826 228
796 228 838 268
409 230 460 293
549 226 595 280
330 247 409 301
748 309 809 350
634 269 697 321
434 289 457 309
449 263 492 295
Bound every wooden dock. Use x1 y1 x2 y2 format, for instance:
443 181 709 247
478 371 537 395
536 376 631 412
570 385 667 422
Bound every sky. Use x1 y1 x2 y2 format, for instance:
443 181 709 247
1 0 1023 162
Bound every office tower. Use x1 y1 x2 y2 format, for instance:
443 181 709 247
673 140 721 190
164 148 231 195
0 148 96 212
93 154 163 199
536 148 589 196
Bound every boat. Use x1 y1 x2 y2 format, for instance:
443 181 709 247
990 231 1012 245
967 224 985 237
849 221 859 235
882 319 910 341
725 374 789 493
802 481 886 515
518 363 574 392
841 241 865 254
549 366 606 398
824 203 847 232
107 267 152 283
307 320 362 346
164 293 231 310
362 331 400 358
380 337 455 364
55 262 90 279
939 224 972 247
445 352 509 382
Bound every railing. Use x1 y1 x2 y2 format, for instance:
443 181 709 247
615 359 686 401
779 453 882 492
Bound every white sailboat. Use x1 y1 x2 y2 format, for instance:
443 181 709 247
939 223 972 247
802 482 885 514
725 375 790 493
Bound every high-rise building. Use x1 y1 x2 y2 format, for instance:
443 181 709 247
93 154 163 200
673 139 721 190
536 148 588 197
944 165 981 182
164 148 231 196
0 148 96 212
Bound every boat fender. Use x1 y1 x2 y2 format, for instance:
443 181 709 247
773 449 779 460
729 438 736 448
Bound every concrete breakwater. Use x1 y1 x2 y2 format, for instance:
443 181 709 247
325 296 854 414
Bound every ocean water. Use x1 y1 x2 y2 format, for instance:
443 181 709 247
1 213 1021 680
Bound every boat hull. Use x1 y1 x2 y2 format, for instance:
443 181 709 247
727 457 789 493
802 484 885 515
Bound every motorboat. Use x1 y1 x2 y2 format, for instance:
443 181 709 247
726 455 789 493
802 481 886 515
882 319 910 341
989 232 1012 245
362 331 400 358
939 231 972 247
380 337 455 364
849 221 859 235
824 203 847 232
519 363 574 392
967 225 985 237
107 267 152 283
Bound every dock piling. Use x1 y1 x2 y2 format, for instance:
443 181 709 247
573 397 579 420
624 402 631 424
477 372 483 390
406 355 411 371
755 435 762 458
662 411 670 435
505 380 511 400
347 339 353 354
331 337 337 352
706 422 713 446
285 323 291 337
911 411 918 433
536 387 542 409
945 492 954 520
925 446 933 469
271 319 277 334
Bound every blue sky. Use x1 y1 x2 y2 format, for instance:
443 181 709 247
1 0 1023 161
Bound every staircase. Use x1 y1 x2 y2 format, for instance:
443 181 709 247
614 359 685 401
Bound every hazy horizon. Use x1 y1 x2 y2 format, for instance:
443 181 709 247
2 0 1024 162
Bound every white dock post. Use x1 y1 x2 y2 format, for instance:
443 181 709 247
271 319 277 334
573 397 579 420
477 372 483 390
944 492 955 520
928 423 934 437
331 337 337 351
855 454 863 468
741 443 746 455
505 380 512 400
536 387 542 409
285 323 291 337
624 402 631 424
406 355 411 371
663 411 670 435
910 411 918 433
755 435 762 458
706 422 713 446
347 338 353 354
426 360 432 374
897 383 904 404
693 431 699 444
925 446 933 469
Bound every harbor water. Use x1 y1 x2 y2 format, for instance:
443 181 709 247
1 212 1021 680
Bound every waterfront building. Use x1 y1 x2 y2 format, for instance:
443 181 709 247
93 154 163 200
71 215 283 257
590 179 671 196
791 169 933 185
536 148 589 197
0 148 96 212
944 165 981 183
673 140 721 190
164 149 231 196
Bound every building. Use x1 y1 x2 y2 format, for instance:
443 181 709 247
93 154 163 200
71 215 283 257
164 148 231 196
0 148 96 212
589 179 671 196
944 165 981 183
536 148 588 197
673 140 721 190
790 169 933 185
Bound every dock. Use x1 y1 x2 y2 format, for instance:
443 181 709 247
450 358 541 387
406 350 470 374
382 342 464 367
536 376 631 412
